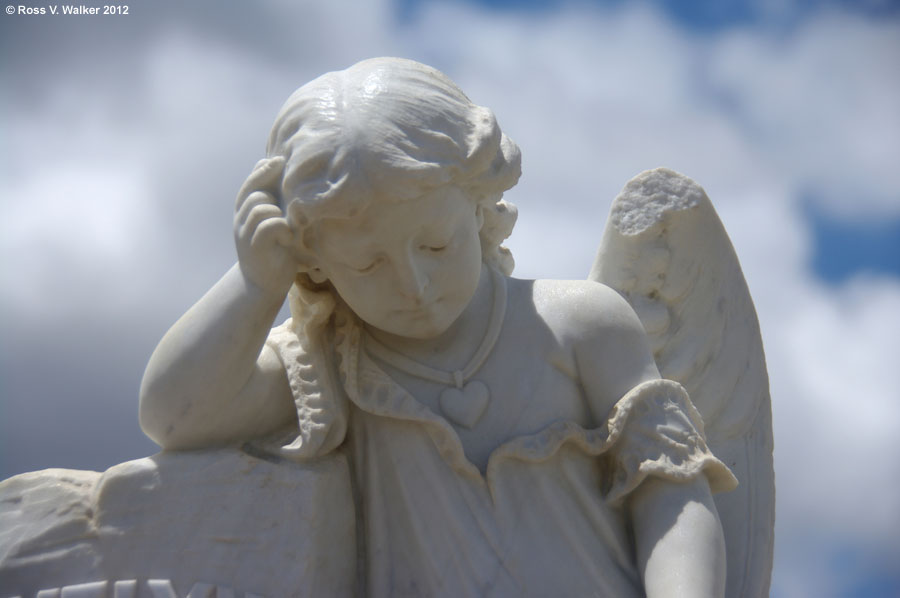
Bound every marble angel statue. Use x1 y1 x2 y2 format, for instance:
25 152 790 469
139 57 774 597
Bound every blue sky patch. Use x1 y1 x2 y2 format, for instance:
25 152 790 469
806 202 900 284
398 0 900 31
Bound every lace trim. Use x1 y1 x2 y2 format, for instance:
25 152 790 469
265 318 348 460
600 379 738 504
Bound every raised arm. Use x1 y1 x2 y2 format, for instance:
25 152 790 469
570 281 726 597
139 157 300 449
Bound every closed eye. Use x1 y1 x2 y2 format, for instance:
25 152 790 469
421 244 448 253
354 258 382 273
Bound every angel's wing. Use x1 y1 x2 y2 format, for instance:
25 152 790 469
589 168 774 598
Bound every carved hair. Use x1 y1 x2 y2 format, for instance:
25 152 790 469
266 57 521 276
263 58 521 457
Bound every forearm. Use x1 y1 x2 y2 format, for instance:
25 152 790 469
630 476 726 598
139 263 287 447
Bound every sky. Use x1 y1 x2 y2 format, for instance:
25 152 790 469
1 0 899 596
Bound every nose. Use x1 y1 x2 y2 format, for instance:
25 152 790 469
393 253 428 303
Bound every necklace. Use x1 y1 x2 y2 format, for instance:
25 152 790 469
364 267 507 428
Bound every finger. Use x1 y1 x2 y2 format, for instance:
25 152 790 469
251 217 294 249
239 204 284 239
235 191 279 226
235 156 286 211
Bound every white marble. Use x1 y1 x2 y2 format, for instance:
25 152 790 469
591 168 775 597
0 58 773 597
0 449 355 597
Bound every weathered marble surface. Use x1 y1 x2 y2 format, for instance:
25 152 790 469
0 449 355 597
0 58 773 598
590 168 775 598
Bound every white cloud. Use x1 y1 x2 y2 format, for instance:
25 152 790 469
707 9 900 219
2 1 898 595
0 162 153 310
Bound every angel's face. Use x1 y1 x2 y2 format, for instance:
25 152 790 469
311 185 484 339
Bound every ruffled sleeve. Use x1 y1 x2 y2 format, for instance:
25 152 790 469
262 318 349 460
603 379 738 505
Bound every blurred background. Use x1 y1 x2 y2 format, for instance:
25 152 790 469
1 0 898 595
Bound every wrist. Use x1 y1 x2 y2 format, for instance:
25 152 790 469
235 262 294 305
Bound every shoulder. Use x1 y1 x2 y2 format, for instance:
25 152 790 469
512 277 660 419
526 278 646 345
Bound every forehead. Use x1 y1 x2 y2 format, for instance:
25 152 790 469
285 157 445 223
313 186 472 252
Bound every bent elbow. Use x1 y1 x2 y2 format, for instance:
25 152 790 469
138 384 174 449
138 375 193 450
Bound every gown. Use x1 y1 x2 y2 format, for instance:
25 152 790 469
267 314 737 598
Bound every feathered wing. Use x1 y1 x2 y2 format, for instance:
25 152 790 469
589 168 775 598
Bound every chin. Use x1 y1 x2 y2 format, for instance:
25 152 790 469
383 309 459 340
392 319 451 340
405 323 452 340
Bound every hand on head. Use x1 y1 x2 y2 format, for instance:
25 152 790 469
234 156 303 297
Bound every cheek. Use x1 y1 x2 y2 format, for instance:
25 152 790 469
460 226 484 275
330 272 392 318
436 231 482 302
327 274 365 309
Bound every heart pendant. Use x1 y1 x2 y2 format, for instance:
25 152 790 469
439 380 490 429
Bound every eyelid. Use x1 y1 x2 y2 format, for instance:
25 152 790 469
420 232 455 252
354 257 382 273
